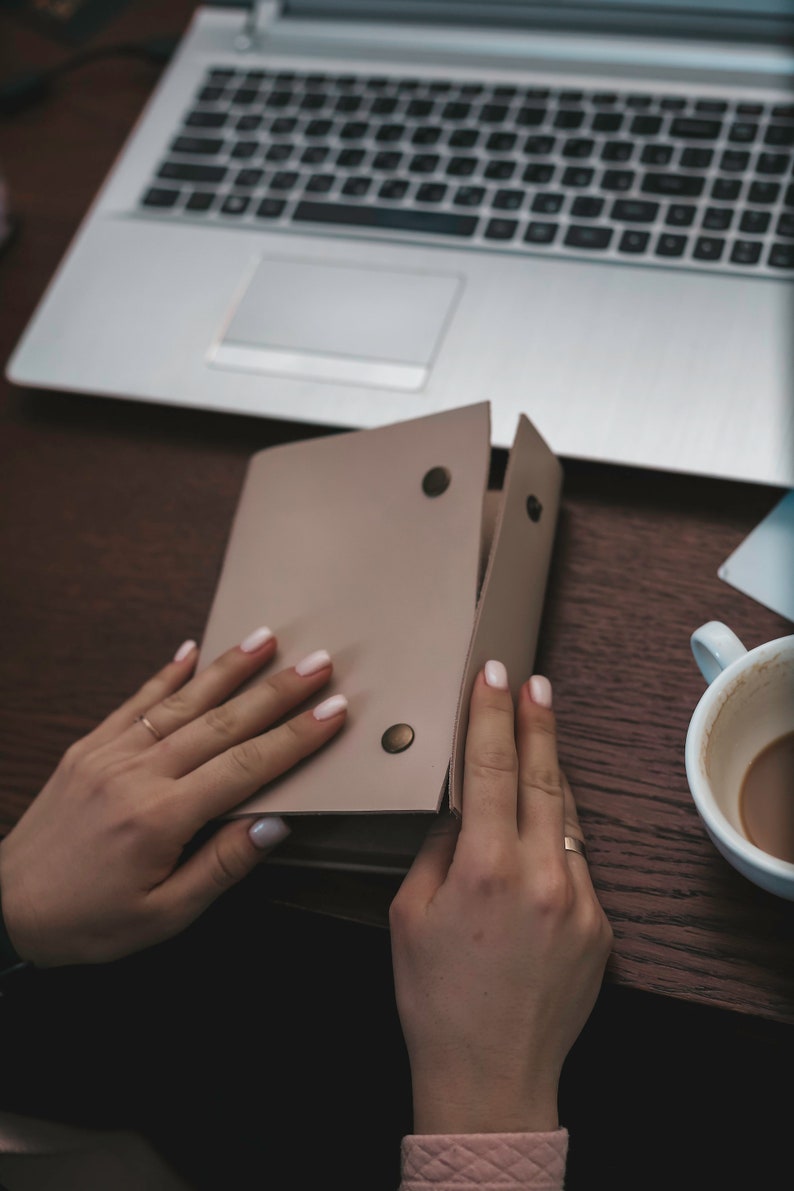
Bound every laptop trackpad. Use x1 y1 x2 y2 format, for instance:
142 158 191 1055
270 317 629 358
210 256 462 391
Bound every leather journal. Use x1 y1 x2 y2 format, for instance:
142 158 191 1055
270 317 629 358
197 401 562 872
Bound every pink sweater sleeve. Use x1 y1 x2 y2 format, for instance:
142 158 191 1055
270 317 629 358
399 1129 568 1191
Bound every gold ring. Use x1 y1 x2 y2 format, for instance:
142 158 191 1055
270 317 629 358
564 835 587 859
135 713 163 742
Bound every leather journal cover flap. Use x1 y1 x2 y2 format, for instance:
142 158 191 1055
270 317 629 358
198 402 491 815
449 414 563 814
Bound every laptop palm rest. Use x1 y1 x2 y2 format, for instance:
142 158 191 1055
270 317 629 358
209 256 463 391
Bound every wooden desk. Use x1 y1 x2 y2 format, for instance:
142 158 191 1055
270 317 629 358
1 1 792 1030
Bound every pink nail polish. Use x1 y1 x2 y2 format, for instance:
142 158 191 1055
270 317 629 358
295 649 332 677
312 694 348 722
529 674 553 708
484 660 509 690
240 626 274 654
173 639 197 663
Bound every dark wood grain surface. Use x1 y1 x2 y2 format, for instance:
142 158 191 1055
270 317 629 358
1 1 792 1029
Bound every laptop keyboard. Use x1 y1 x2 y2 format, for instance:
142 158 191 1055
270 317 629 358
139 66 794 275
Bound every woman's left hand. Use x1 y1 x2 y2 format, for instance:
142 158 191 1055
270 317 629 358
0 627 347 968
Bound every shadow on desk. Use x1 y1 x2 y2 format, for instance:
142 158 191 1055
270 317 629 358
0 877 790 1191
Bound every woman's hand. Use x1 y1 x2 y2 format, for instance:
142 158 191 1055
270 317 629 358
389 662 613 1136
0 628 347 968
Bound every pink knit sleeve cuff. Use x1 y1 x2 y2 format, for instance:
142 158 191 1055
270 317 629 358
400 1129 569 1190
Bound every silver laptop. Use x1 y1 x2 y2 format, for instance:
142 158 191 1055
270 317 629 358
7 1 794 486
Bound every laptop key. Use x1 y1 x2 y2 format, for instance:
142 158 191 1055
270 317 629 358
185 190 215 211
655 233 687 257
711 177 741 201
235 168 265 187
748 181 780 203
524 221 558 244
306 173 335 192
221 194 250 215
611 199 659 222
765 124 794 147
523 163 554 184
171 136 224 155
730 240 762 265
757 152 790 174
670 117 722 139
453 185 486 206
532 192 564 214
601 169 635 191
561 167 594 187
571 196 604 218
619 230 650 253
740 209 771 235
255 198 286 218
642 172 704 197
157 162 226 183
769 243 794 267
778 213 794 237
185 110 227 129
484 218 518 241
666 203 696 226
565 225 613 249
693 236 725 261
702 207 733 230
142 187 180 208
292 201 478 237
380 179 409 199
493 188 525 209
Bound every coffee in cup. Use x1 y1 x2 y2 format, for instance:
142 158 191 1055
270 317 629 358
685 621 794 900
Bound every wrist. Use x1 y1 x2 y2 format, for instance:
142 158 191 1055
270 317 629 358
411 1081 559 1136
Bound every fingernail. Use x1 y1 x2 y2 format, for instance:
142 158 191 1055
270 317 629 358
312 694 348 722
295 649 332 677
484 659 509 690
173 639 197 663
529 674 553 708
240 626 274 654
248 816 290 851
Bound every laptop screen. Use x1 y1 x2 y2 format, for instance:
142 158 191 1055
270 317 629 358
283 1 794 42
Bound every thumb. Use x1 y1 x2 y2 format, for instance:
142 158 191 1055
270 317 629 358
153 817 290 934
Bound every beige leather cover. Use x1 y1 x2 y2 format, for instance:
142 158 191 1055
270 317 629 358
198 401 560 819
198 402 490 815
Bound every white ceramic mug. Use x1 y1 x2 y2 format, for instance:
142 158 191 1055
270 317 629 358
685 622 794 901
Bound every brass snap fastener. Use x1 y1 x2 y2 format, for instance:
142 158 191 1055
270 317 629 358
526 494 543 522
381 723 415 753
422 467 451 497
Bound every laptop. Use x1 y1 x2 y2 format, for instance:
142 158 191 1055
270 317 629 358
7 1 794 487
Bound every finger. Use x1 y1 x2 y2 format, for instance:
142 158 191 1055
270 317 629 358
126 626 278 748
173 694 349 828
393 813 460 908
149 651 334 777
561 771 595 890
458 661 519 846
147 815 292 937
79 639 199 750
515 675 566 846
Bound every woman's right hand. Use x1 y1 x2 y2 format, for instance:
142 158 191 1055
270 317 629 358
390 662 613 1136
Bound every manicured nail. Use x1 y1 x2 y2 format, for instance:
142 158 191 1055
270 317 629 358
484 659 509 690
312 694 348 722
240 626 274 654
173 639 197 663
529 674 553 708
295 649 332 677
248 816 290 851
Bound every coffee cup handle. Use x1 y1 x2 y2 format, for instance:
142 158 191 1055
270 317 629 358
690 621 747 685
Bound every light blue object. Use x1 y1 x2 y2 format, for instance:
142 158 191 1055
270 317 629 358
719 490 794 624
